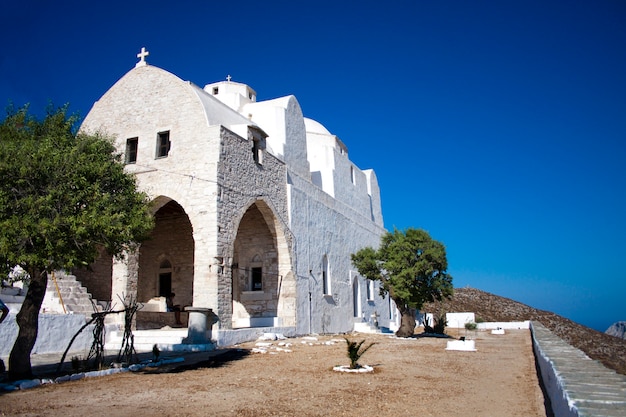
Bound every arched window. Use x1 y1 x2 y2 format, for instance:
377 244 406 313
322 255 331 295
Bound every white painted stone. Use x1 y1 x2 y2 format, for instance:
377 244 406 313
446 340 477 351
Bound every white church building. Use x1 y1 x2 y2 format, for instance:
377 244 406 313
76 48 396 346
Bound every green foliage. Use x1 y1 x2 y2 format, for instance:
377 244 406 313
344 338 375 369
433 312 447 334
0 104 154 276
423 313 448 335
423 316 434 334
465 322 477 331
351 228 453 313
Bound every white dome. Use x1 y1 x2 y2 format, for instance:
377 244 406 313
304 117 331 135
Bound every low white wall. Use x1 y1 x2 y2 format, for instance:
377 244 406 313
446 312 475 328
0 313 94 357
477 321 530 330
530 321 577 417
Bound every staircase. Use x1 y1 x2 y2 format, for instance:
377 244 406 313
41 272 102 317
352 317 380 334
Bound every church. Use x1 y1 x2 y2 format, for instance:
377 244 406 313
77 48 396 346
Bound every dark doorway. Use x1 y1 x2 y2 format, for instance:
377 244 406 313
159 272 172 297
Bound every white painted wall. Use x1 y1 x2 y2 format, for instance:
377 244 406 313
0 313 94 357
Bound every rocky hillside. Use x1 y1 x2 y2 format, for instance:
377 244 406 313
423 287 626 375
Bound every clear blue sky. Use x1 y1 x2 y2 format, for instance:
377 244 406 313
1 0 624 332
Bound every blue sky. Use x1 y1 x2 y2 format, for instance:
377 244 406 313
1 1 624 331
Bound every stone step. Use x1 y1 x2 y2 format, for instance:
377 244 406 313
106 329 189 352
353 321 380 334
42 273 102 318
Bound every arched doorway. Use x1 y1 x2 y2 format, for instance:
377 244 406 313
137 198 195 309
353 276 361 318
231 200 294 328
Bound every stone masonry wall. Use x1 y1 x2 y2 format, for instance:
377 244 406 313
215 127 293 329
137 209 195 308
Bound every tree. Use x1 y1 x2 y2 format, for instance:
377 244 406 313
351 228 453 338
0 104 154 380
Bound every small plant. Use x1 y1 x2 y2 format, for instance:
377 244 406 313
465 322 477 331
71 355 85 372
344 338 375 369
423 312 447 335
475 316 485 323
433 312 447 334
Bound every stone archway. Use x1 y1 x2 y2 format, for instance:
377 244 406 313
137 198 195 310
231 200 295 328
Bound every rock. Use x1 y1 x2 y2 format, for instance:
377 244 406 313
605 321 626 339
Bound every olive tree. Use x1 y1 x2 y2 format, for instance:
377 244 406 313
0 105 154 380
351 228 453 337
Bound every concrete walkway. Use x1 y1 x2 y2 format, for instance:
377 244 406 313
532 322 626 417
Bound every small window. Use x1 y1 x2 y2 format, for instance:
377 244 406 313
322 255 331 295
252 138 263 165
251 267 262 291
125 137 138 164
366 279 374 301
350 166 356 185
213 87 219 95
156 131 171 158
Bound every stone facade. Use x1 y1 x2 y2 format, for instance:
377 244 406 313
78 52 395 342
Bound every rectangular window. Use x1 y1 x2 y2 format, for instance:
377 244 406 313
253 138 263 165
125 137 138 164
156 131 171 158
366 279 374 301
213 87 219 95
251 267 263 291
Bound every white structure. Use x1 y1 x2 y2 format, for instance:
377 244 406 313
76 49 395 344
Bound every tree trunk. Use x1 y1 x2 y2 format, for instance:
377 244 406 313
396 306 416 338
9 269 48 381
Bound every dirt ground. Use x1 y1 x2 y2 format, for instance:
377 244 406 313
0 329 548 417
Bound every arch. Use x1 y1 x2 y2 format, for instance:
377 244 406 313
137 197 195 310
230 198 295 328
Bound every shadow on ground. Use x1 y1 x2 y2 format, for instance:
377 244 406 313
140 349 251 374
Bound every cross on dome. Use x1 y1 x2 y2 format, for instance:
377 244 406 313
136 47 149 68
226 75 232 82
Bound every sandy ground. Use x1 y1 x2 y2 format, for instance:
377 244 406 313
0 329 548 417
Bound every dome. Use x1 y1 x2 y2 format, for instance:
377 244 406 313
304 117 331 135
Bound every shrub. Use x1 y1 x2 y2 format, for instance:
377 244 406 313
423 316 435 333
344 338 375 369
433 313 447 334
465 322 477 331
423 313 447 335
